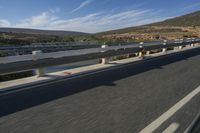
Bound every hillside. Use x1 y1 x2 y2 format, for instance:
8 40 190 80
151 11 200 27
0 10 200 44
97 10 200 41
0 28 89 36
0 28 93 45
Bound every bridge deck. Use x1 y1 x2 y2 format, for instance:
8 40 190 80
0 48 200 133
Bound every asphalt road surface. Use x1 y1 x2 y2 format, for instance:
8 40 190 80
0 48 200 133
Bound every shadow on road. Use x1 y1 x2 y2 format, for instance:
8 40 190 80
0 48 199 117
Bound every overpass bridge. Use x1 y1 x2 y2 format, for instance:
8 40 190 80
0 38 200 133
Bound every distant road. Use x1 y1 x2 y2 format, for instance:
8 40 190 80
0 48 199 133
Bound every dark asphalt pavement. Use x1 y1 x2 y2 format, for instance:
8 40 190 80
0 48 200 133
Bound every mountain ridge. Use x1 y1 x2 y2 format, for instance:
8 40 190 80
97 10 200 41
0 27 90 36
97 10 200 35
0 10 199 43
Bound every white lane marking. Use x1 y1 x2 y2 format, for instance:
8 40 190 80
139 85 200 133
162 123 180 133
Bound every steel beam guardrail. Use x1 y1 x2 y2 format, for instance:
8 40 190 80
0 39 199 75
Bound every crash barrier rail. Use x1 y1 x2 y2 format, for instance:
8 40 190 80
0 38 199 77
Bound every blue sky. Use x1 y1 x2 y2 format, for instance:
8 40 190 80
0 0 199 33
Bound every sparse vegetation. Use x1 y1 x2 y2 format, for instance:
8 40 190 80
0 11 200 45
97 10 200 41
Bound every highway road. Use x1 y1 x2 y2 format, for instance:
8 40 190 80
0 48 200 133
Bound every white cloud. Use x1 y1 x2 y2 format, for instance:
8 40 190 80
180 2 200 12
0 19 11 27
71 0 93 13
15 11 58 28
49 10 165 33
1 9 166 33
49 8 60 13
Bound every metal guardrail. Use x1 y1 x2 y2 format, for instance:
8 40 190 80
0 41 161 56
0 44 101 56
0 39 199 76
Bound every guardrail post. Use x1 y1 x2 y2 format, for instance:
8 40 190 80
32 50 45 77
179 46 183 49
162 48 167 52
146 51 150 55
174 47 178 50
186 44 191 48
195 43 199 47
139 46 145 59
101 45 109 64
162 43 167 52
